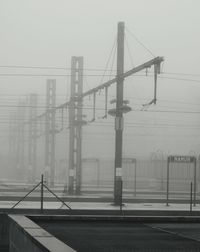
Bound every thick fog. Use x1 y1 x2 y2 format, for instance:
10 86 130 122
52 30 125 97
0 0 200 180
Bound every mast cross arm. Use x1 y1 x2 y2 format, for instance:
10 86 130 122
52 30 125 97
36 56 164 114
82 56 164 98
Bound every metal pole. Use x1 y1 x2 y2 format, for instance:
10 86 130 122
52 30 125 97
9 113 15 172
41 174 44 213
28 94 37 183
13 112 18 174
76 57 83 195
190 181 193 212
8 113 12 162
114 21 125 205
16 101 25 180
134 160 137 197
159 151 164 191
97 159 100 187
45 80 56 186
194 158 197 206
166 157 170 206
120 180 123 214
68 57 84 195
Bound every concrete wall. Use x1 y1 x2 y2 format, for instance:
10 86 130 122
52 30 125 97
9 215 76 252
0 213 9 251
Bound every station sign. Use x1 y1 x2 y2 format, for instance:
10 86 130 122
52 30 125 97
168 155 196 163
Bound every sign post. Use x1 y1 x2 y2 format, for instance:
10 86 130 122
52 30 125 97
122 158 137 196
166 155 197 206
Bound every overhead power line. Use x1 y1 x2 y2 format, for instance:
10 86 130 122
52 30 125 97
125 27 156 57
1 64 200 78
158 75 200 84
0 65 117 72
134 109 200 114
1 72 200 88
161 71 200 77
0 73 117 77
1 102 200 115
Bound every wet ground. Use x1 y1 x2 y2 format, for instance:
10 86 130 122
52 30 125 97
0 246 8 252
36 220 200 251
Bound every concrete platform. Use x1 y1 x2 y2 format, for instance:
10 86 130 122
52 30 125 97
0 200 200 213
3 213 200 251
34 216 200 251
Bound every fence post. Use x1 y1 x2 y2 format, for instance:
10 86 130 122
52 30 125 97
41 174 44 213
190 181 193 213
166 157 169 206
134 161 136 197
194 158 196 206
120 180 123 214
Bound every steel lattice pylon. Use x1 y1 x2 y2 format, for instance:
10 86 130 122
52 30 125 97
68 56 84 195
45 79 56 186
28 93 37 182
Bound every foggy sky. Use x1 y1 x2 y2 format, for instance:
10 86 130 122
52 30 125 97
0 0 200 158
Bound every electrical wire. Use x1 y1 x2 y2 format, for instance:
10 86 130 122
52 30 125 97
109 42 117 81
0 92 200 108
124 34 144 106
0 73 116 77
1 72 200 90
99 37 117 84
158 75 200 84
1 65 200 79
125 34 135 68
125 27 155 57
0 65 117 72
0 64 200 79
160 71 200 77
